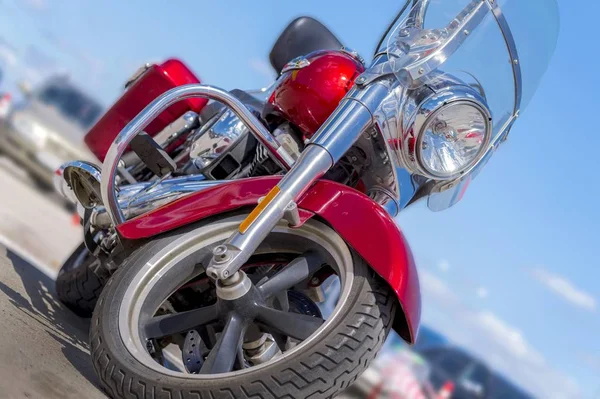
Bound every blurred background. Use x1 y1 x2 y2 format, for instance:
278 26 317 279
0 0 597 398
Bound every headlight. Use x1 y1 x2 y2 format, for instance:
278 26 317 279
404 87 492 180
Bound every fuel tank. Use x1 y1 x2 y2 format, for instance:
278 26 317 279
84 59 208 161
268 50 365 139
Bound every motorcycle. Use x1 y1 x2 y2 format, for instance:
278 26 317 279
53 0 558 398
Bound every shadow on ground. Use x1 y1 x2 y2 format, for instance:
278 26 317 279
0 247 101 390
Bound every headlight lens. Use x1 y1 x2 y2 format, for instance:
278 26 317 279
418 101 489 179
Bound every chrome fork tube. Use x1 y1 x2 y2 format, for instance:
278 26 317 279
206 81 391 280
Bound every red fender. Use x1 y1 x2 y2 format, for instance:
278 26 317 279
117 177 420 343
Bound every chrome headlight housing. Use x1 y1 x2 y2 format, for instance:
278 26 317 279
401 86 492 180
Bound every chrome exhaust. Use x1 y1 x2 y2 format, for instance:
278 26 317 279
55 160 230 228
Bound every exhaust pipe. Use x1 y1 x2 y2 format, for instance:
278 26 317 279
55 161 230 228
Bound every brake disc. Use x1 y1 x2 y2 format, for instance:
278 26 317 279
182 329 210 373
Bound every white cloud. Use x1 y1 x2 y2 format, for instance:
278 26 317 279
437 258 451 272
476 286 488 299
420 269 458 305
419 272 581 398
248 57 275 82
0 43 18 67
531 268 596 311
23 67 43 86
474 311 545 366
21 0 47 11
454 310 580 399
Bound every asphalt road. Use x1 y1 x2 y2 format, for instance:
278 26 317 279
0 161 105 398
0 157 81 278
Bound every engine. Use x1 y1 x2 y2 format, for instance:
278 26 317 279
80 50 367 201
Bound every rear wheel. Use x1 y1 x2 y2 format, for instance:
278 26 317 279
90 214 396 399
56 243 108 317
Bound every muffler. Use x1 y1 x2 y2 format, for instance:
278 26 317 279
55 161 229 228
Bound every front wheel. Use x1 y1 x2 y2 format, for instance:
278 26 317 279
91 214 396 399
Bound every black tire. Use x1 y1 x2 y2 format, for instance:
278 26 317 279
56 243 109 318
90 216 397 399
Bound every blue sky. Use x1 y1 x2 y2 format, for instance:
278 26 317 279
0 0 597 397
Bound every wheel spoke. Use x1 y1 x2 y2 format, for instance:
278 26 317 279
256 306 324 341
143 305 218 339
200 314 245 374
257 252 324 297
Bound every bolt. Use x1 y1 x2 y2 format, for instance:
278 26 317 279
311 277 320 285
513 59 519 65
418 68 425 75
213 245 228 256
399 28 410 37
356 76 366 84
464 29 470 35
213 245 231 264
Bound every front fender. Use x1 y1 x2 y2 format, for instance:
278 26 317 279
299 181 420 343
117 177 420 343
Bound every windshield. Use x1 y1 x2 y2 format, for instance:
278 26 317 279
385 0 559 124
380 0 558 211
37 82 103 129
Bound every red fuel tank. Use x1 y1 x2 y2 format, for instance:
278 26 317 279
269 50 365 139
84 59 208 161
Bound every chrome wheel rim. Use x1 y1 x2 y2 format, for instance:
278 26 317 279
118 215 354 378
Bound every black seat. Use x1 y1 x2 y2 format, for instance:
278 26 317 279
269 16 343 74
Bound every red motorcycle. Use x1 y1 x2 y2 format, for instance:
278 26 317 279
53 0 558 397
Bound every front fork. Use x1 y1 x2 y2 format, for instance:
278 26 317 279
206 81 391 281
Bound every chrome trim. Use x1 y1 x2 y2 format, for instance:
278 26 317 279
188 108 247 168
206 145 333 280
54 161 103 208
205 82 393 280
101 84 295 226
312 82 393 162
486 0 523 118
340 47 365 65
281 56 311 74
405 0 431 29
401 86 492 180
91 175 230 228
157 111 199 149
395 0 489 86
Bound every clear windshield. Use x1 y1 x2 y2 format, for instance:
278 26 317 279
386 0 559 118
381 0 558 211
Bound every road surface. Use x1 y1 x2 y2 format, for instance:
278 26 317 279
0 157 81 278
0 245 105 398
0 161 105 398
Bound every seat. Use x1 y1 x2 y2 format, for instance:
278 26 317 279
269 16 343 74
